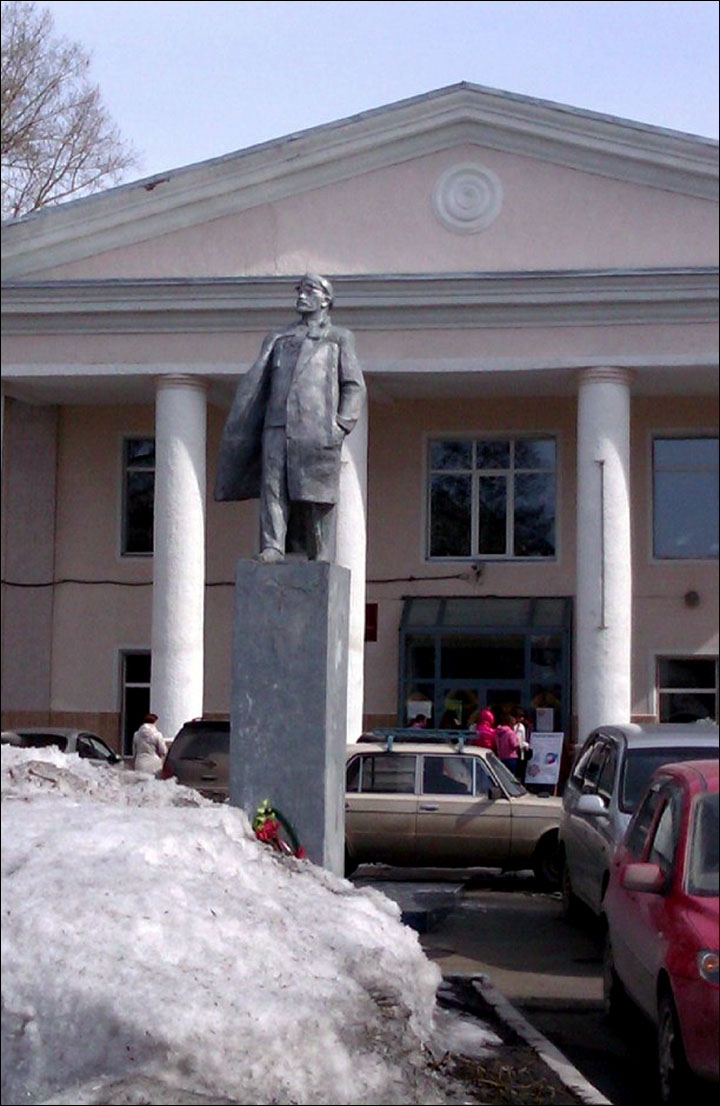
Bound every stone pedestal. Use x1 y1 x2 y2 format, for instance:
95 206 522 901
230 560 350 875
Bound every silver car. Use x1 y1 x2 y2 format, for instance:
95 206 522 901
558 722 719 921
1 726 121 764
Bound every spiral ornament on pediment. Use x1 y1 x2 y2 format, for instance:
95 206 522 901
432 163 503 233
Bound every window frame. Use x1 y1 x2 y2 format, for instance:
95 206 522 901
121 435 155 557
119 649 152 756
425 434 558 562
647 785 684 878
655 655 719 724
580 741 611 796
570 739 598 787
625 784 665 860
651 433 719 562
349 753 419 795
421 753 478 797
687 791 719 897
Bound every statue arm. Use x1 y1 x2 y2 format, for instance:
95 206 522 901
214 329 282 502
335 328 366 433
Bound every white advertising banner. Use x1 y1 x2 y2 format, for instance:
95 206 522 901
526 732 564 786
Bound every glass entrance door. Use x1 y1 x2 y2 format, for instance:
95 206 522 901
483 686 525 727
439 684 525 728
400 597 572 734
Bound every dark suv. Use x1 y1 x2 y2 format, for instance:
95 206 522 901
162 718 230 801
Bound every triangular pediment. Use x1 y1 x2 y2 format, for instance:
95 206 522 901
2 82 718 279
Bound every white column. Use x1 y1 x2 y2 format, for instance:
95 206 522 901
576 367 633 742
151 375 207 743
336 401 368 742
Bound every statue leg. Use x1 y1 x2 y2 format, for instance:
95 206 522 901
306 503 334 562
258 427 290 560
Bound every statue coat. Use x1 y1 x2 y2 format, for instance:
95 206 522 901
214 321 365 506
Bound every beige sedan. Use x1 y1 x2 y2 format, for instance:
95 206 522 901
345 740 562 886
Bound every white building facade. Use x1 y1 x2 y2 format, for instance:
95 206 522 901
2 85 718 758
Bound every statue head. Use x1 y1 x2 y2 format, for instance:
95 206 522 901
295 273 334 313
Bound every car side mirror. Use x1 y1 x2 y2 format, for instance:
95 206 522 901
621 862 666 894
576 794 607 816
488 786 504 801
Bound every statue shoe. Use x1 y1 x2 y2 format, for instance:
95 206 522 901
255 547 285 564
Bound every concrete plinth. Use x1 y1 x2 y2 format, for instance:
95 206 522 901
230 560 350 875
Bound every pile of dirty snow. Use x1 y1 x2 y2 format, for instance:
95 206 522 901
1 746 499 1105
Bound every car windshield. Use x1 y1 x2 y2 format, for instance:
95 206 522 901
485 752 526 796
174 730 229 759
687 792 719 897
620 747 718 814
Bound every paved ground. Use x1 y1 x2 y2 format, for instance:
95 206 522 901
435 977 596 1105
354 865 716 1106
353 867 609 1104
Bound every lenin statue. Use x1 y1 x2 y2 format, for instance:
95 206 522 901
214 274 366 563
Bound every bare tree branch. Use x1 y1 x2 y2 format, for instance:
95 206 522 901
1 1 138 218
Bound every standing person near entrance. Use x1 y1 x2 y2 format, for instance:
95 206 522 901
512 707 532 782
469 708 497 751
214 274 366 563
132 713 167 775
495 722 521 776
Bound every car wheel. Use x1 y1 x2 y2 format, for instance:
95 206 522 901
561 856 582 923
532 833 560 889
344 848 358 878
658 988 691 1105
602 930 629 1024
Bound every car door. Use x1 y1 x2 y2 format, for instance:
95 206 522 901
414 754 512 867
76 733 118 762
561 739 596 868
617 784 684 1018
345 752 419 864
608 784 665 1013
570 738 619 911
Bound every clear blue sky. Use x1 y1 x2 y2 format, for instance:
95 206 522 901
43 0 719 181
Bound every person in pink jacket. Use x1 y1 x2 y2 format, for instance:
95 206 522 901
469 708 497 752
495 723 521 776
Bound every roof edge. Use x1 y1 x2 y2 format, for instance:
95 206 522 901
2 83 718 279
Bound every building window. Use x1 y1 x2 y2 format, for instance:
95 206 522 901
428 437 556 559
121 651 151 755
653 437 718 559
657 657 718 723
123 437 155 554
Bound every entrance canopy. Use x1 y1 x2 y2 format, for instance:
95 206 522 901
400 596 572 733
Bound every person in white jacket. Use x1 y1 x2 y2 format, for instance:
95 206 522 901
132 713 167 775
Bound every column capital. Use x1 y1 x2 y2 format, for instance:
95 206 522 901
577 366 634 389
155 373 208 395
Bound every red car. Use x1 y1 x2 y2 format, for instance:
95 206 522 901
603 759 719 1104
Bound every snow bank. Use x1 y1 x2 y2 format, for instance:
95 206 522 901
1 747 496 1105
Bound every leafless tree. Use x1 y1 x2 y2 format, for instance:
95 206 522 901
1 1 137 219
